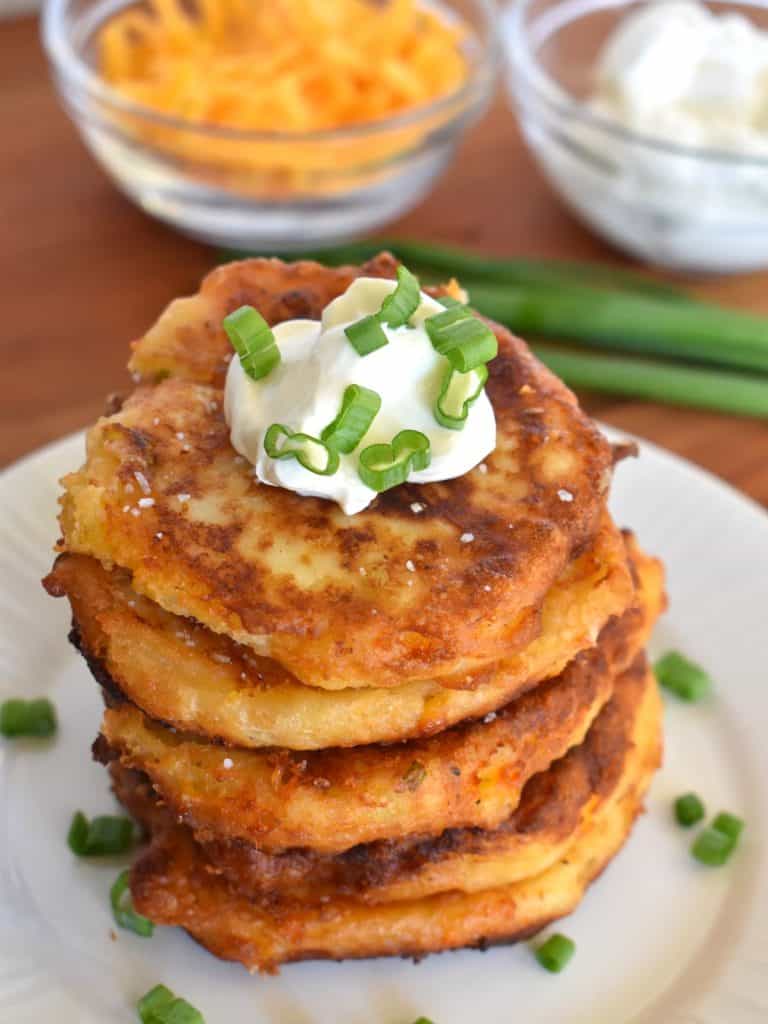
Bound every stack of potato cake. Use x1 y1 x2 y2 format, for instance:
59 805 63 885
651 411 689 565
45 254 665 972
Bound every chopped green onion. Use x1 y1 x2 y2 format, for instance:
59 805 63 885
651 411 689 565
377 265 421 327
434 363 488 430
712 812 745 843
692 826 736 866
138 985 176 1020
321 385 381 453
535 933 576 973
67 811 89 854
411 1018 436 1024
675 793 705 827
138 985 205 1024
0 697 57 738
425 306 497 372
110 870 154 937
345 314 388 356
223 305 280 381
67 810 135 856
655 651 712 701
437 295 464 309
264 424 340 476
358 429 431 493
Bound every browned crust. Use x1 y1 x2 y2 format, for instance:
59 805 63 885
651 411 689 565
128 254 405 389
127 663 662 972
55 253 614 689
45 515 640 749
112 654 650 905
94 599 649 855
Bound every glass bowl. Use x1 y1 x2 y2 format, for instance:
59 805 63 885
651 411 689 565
42 0 499 250
504 0 768 273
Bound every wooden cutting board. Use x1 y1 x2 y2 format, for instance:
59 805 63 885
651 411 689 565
2 16 766 506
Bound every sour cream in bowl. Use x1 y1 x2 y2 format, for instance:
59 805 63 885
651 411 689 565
504 0 768 273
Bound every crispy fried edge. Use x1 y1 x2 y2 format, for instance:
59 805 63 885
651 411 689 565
128 662 662 972
112 650 653 906
47 518 636 748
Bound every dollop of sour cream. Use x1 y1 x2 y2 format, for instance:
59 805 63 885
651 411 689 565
224 277 496 515
592 0 768 153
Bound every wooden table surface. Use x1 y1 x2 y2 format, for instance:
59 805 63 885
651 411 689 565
3 15 767 507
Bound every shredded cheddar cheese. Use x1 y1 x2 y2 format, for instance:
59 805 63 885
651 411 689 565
99 0 468 133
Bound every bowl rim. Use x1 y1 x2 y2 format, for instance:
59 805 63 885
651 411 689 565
503 0 768 167
41 0 501 143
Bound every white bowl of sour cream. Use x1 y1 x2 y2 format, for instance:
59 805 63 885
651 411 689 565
503 0 768 273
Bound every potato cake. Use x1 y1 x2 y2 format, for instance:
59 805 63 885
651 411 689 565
127 660 662 972
96 581 654 855
48 517 647 749
114 651 660 906
58 255 614 689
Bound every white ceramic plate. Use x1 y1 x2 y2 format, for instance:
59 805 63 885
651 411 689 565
1 429 766 1024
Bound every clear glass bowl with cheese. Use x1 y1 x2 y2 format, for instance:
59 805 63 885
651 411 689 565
42 0 499 250
504 0 768 273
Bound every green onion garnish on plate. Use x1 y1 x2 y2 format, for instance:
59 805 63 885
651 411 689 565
110 869 155 937
0 697 57 738
674 793 705 827
437 295 464 309
223 305 280 381
358 429 431 492
425 305 498 372
67 810 135 856
377 264 420 328
434 363 488 430
692 826 735 866
264 424 340 476
691 811 745 866
345 314 389 356
711 811 745 843
535 933 576 973
654 651 712 701
321 384 381 453
138 984 176 1022
138 984 205 1024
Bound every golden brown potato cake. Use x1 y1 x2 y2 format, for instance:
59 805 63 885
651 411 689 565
48 515 639 749
128 661 662 972
96 587 654 855
57 255 614 690
115 650 658 906
128 254 405 389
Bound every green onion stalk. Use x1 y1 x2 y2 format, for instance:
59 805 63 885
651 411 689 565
469 282 768 376
220 239 689 300
532 346 768 420
218 239 768 417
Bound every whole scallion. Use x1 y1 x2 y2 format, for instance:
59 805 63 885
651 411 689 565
468 281 768 376
531 346 768 420
218 239 768 417
220 239 687 300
